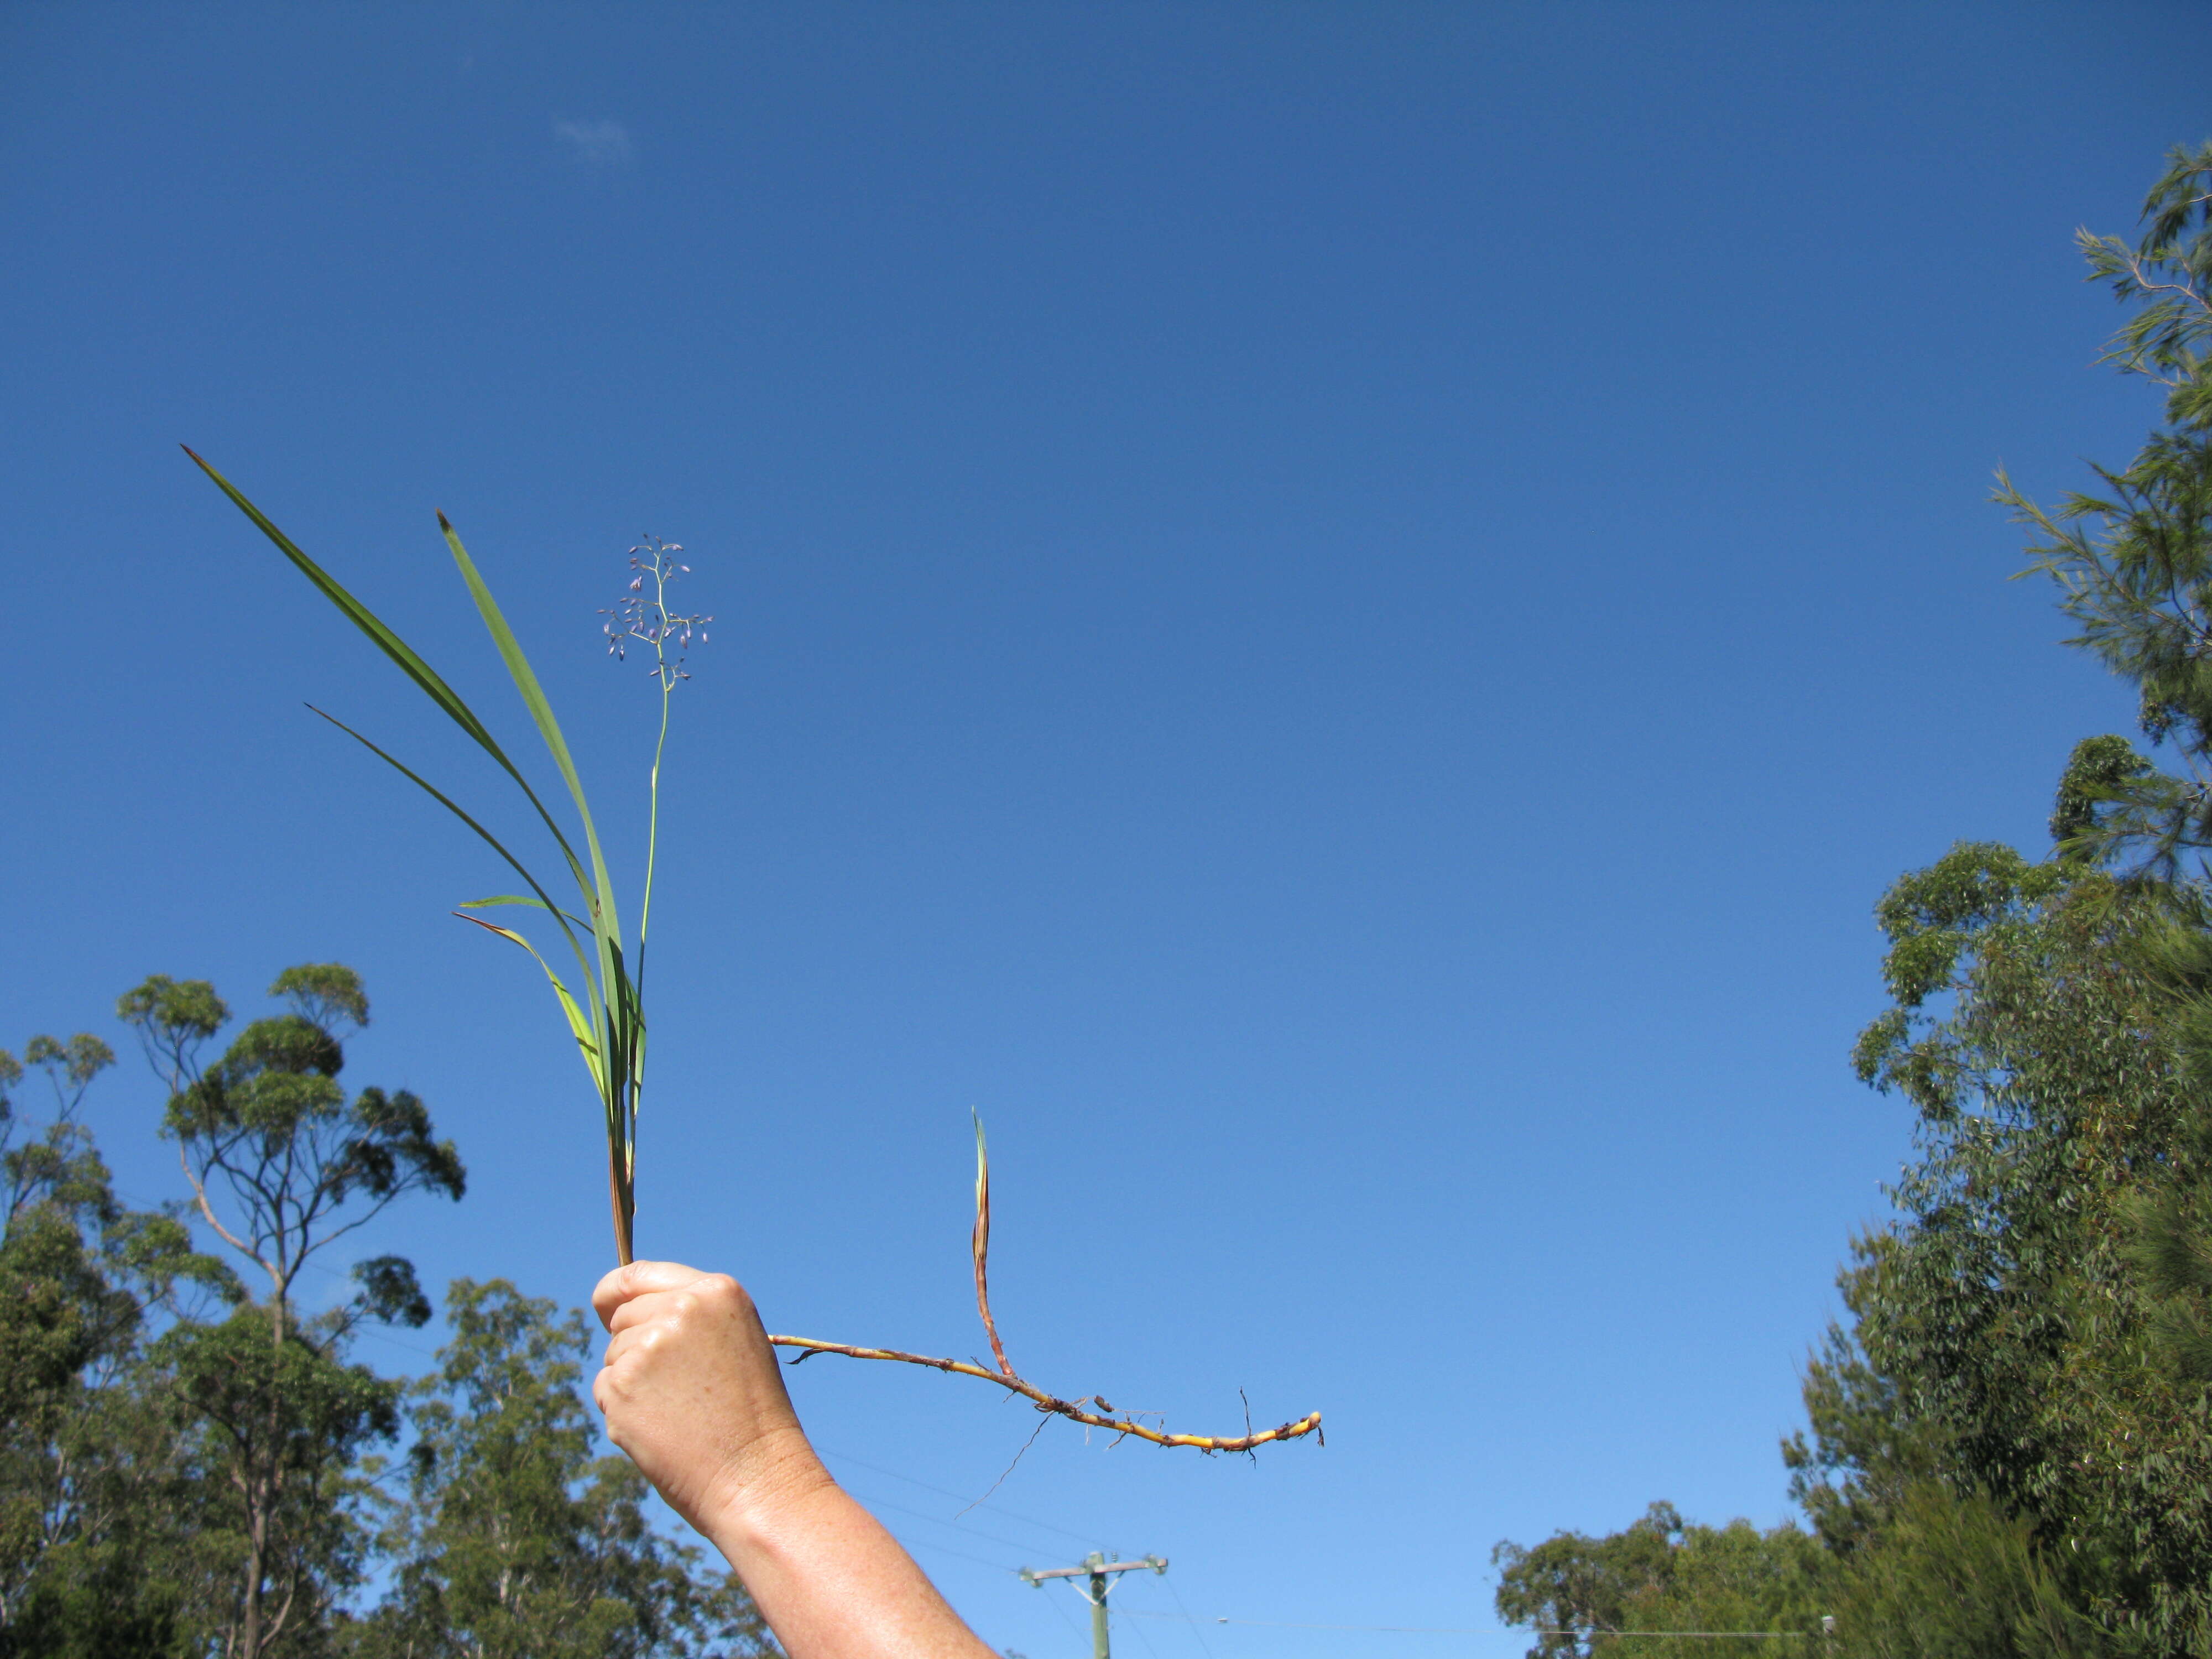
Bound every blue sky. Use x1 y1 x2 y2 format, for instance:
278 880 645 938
3 3 2207 1653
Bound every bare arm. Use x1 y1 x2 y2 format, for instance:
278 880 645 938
593 1260 996 1659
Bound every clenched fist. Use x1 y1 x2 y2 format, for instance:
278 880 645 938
593 1261 828 1535
592 1260 992 1659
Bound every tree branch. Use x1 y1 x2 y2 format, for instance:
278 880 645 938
177 1141 262 1268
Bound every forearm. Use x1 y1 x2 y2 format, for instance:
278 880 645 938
705 1448 994 1659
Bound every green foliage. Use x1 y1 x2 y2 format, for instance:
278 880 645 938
1501 822 2195 1653
1781 1240 1942 1559
116 964 466 1658
1825 1481 2119 1659
0 1031 232 1655
346 1279 771 1659
1495 1503 1685 1659
2005 143 2212 878
155 1306 404 1646
2125 1094 2212 1383
2075 143 2212 429
1501 142 2212 1659
1829 835 2212 1646
0 980 766 1657
1493 1503 1829 1659
184 455 705 1265
119 964 464 1314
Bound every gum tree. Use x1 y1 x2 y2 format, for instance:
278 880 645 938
0 1031 231 1651
121 964 465 1659
353 1277 771 1659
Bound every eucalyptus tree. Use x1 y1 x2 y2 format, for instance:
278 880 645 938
120 964 465 1659
2006 140 2212 873
1494 143 2212 1659
0 1031 232 1655
1840 843 2208 1646
1491 1503 1829 1659
1792 139 2212 1653
349 1277 771 1659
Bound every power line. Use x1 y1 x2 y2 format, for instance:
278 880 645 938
816 1444 1110 1550
845 1489 1063 1559
1042 1581 1094 1652
1121 1614 1517 1636
885 1531 1025 1575
1121 1613 1816 1639
1119 1583 1172 1659
1165 1573 1218 1659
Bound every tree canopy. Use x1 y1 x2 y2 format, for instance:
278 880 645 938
0 968 769 1658
1496 139 2212 1659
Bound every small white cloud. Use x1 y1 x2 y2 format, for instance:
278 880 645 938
554 119 634 168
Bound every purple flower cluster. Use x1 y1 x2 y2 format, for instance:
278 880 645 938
601 535 712 689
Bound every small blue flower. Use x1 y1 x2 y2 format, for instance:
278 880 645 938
601 534 713 688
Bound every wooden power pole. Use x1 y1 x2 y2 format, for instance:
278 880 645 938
1020 1553 1167 1659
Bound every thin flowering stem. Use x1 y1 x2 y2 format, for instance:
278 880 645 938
600 536 710 1001
642 661 671 1000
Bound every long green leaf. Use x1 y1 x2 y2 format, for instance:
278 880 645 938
435 514 638 1224
191 448 646 1260
185 447 600 918
454 912 606 1089
305 706 604 1031
437 514 625 952
460 894 593 929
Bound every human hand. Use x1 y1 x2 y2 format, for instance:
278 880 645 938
592 1260 830 1537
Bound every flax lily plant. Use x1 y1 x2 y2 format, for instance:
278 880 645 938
184 448 701 1264
187 449 1323 1454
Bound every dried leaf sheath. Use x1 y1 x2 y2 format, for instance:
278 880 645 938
971 1112 1013 1378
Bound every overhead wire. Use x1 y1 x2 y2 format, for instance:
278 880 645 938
1041 1578 1093 1650
1165 1573 1218 1659
1120 1613 1814 1639
816 1444 1111 1550
1116 1582 1170 1659
98 1188 1117 1572
884 1531 1026 1575
839 1488 1066 1559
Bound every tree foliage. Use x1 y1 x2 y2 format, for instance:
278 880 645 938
0 971 769 1657
1498 140 2212 1659
0 1031 234 1655
1493 1503 1828 1659
347 1278 773 1658
117 964 466 1658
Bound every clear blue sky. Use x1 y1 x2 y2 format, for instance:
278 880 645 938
4 3 2206 1652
